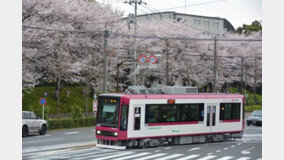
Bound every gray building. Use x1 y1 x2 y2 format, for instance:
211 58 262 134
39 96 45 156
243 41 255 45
124 11 235 35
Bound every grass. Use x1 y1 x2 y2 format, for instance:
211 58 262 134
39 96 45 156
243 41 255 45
22 86 94 119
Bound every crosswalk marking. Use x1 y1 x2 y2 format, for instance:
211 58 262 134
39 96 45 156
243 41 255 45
154 154 184 160
67 148 117 159
236 157 251 160
90 152 133 160
113 152 151 160
176 154 200 160
188 147 201 151
134 153 167 160
216 156 234 160
196 155 216 160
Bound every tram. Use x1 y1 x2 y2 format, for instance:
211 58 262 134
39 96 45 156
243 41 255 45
95 93 244 149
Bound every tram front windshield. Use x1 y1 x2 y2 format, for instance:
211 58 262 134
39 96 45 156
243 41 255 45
97 97 120 128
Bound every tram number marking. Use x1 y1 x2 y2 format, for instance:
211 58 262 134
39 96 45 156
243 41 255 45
172 129 180 133
148 127 161 130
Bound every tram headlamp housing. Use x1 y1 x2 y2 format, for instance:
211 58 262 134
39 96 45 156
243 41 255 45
96 130 101 134
114 132 118 136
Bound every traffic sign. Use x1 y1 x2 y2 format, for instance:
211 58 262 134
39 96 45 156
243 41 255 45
148 55 157 64
138 64 147 68
39 98 47 106
148 64 157 68
138 55 147 64
93 100 97 112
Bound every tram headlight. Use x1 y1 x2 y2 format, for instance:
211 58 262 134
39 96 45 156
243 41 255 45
114 132 118 136
96 130 101 134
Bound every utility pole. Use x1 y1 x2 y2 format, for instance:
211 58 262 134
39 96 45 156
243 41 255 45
133 0 138 86
240 57 244 95
125 0 146 86
103 30 109 93
213 36 218 93
165 39 170 85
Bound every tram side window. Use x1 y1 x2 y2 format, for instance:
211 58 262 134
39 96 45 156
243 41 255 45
145 104 179 123
145 103 204 123
120 105 128 130
220 103 241 120
180 104 204 122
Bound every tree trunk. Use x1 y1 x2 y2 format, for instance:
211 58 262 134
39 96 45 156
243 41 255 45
85 84 89 117
165 39 170 85
56 76 61 119
253 55 258 104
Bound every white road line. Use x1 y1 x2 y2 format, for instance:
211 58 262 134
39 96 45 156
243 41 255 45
22 138 62 144
223 147 228 150
164 147 171 150
243 134 262 137
134 153 167 160
236 157 251 160
65 131 80 135
176 154 200 160
216 156 234 160
207 153 213 155
230 145 236 148
256 158 262 160
90 152 133 160
188 147 201 151
216 150 221 153
154 150 161 152
113 152 151 160
196 155 216 160
155 154 184 160
237 143 242 145
241 150 250 154
32 134 52 138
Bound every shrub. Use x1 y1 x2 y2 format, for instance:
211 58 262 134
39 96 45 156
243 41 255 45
47 117 96 130
70 104 84 118
245 105 262 112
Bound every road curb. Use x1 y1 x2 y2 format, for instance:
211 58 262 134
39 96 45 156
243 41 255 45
22 141 97 154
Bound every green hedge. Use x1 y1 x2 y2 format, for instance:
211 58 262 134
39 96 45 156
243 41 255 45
47 117 96 130
245 105 262 112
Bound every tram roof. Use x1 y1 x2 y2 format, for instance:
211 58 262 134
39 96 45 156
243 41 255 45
99 93 243 99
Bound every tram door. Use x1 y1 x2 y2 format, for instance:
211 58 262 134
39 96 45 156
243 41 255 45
206 104 217 132
134 107 141 130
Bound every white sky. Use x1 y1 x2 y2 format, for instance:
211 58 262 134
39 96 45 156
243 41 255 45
98 0 262 29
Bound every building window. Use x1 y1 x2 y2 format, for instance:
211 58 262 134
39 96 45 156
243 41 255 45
193 19 201 26
177 18 182 22
220 103 241 120
204 21 210 27
212 22 219 30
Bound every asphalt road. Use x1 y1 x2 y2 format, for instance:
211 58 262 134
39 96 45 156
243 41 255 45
22 125 262 160
22 126 96 148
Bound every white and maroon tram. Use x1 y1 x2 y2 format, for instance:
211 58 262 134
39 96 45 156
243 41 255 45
95 93 244 149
